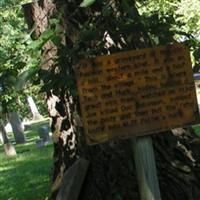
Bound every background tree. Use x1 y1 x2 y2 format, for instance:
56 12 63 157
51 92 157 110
137 0 200 71
0 102 16 156
0 118 17 156
0 0 48 143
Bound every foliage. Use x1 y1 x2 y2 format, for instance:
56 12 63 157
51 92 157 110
175 0 200 71
0 0 30 7
0 2 45 118
137 0 200 71
176 0 200 39
33 0 150 95
0 119 52 200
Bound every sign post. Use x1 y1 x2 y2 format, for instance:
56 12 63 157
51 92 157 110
132 137 161 200
75 43 199 199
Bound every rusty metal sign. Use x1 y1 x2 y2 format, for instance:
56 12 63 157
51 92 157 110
75 43 199 145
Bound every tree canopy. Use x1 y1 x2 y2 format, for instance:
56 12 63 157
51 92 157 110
0 0 45 118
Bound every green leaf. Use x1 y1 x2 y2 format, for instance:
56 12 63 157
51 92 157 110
7 75 17 85
80 0 96 7
40 30 54 41
49 18 60 26
15 68 38 91
29 39 44 50
51 35 62 46
15 61 26 69
29 30 54 50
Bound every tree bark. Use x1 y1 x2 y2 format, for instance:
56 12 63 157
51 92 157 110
9 112 26 144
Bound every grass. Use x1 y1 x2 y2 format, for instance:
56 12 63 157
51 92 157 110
0 119 53 200
193 84 200 137
192 124 200 138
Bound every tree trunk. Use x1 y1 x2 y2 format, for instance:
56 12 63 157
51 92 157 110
27 96 43 120
0 126 3 144
22 1 146 199
23 0 77 192
0 120 17 156
0 132 2 144
23 1 200 200
9 112 26 144
0 121 9 144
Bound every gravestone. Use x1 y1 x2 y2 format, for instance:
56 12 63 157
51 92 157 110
27 96 43 120
35 139 45 148
36 125 51 148
39 125 50 143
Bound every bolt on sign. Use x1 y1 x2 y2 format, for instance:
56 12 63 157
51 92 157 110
75 43 200 145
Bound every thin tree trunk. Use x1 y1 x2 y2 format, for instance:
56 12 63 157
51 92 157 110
0 121 9 144
0 120 17 156
0 125 3 144
0 132 3 144
27 96 43 120
9 112 26 144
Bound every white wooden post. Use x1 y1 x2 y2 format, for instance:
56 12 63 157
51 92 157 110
132 136 161 200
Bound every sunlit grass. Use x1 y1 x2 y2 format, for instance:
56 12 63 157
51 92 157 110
0 119 53 200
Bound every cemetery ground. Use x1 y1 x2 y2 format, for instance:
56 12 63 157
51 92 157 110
1 85 200 200
0 119 53 200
